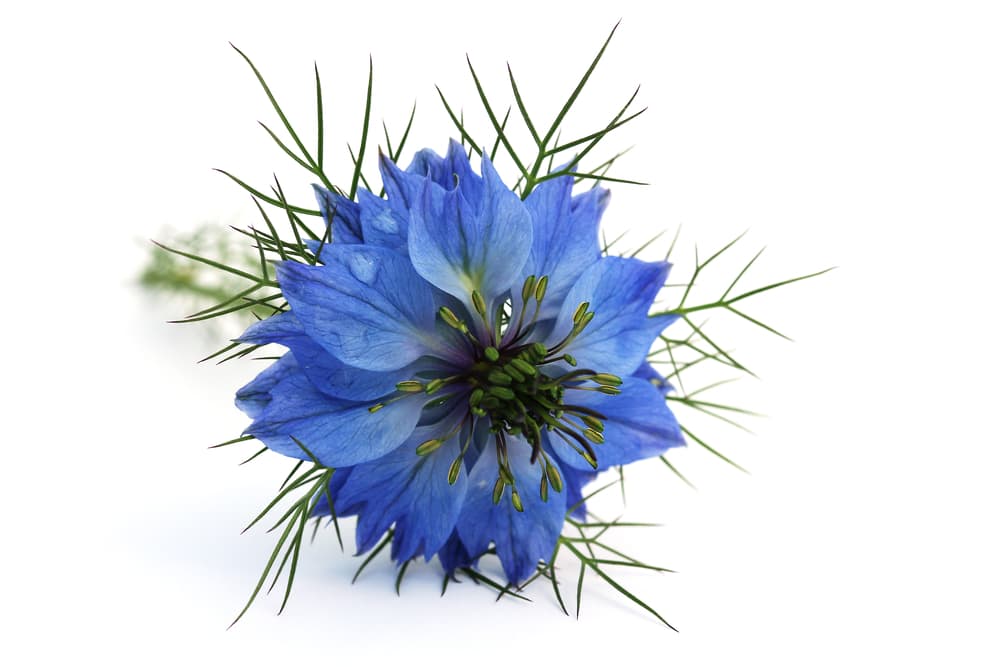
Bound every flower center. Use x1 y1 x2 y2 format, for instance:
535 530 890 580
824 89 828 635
389 275 623 509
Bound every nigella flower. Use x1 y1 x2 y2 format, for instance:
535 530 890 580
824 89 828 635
235 140 684 584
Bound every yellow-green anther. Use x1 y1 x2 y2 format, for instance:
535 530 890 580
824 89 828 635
368 403 384 413
492 478 505 504
521 275 536 302
472 406 487 417
469 388 485 407
448 456 463 485
539 476 549 502
415 438 443 456
395 380 424 393
510 358 537 376
582 449 598 469
577 312 594 329
593 373 622 386
425 378 447 395
439 306 467 332
484 346 500 362
546 462 564 492
510 488 524 512
563 354 577 366
534 275 549 302
581 415 604 432
583 428 605 444
487 370 512 386
597 385 621 395
531 342 547 359
472 290 487 317
487 386 516 400
572 301 590 324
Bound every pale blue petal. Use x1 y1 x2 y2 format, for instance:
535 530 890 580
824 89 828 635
517 174 603 320
277 246 448 371
313 185 363 244
234 352 298 419
547 256 673 376
634 361 674 397
553 376 684 472
239 311 430 401
357 188 408 253
406 139 483 204
243 366 424 467
456 437 566 584
437 531 477 574
408 154 532 310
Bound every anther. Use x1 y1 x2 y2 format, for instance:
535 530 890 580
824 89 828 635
546 462 564 492
492 478 505 504
484 346 500 362
521 275 536 303
438 306 467 333
534 275 549 302
510 488 524 512
395 380 424 393
415 438 443 456
448 456 463 485
593 373 622 386
471 290 487 317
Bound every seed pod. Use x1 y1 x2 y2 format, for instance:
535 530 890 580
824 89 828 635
487 370 513 386
510 358 537 377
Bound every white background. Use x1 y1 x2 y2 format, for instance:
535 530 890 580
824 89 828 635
2 1 998 664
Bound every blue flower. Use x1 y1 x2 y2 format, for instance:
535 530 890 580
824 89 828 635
235 140 684 584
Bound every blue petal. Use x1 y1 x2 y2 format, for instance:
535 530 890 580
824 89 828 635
336 416 469 561
313 185 363 244
552 376 684 472
277 246 450 371
239 311 428 401
456 437 566 584
405 140 484 204
242 364 424 467
560 464 596 521
234 352 298 419
634 361 674 397
517 175 603 320
547 256 674 376
408 154 532 310
357 188 408 253
437 531 477 574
